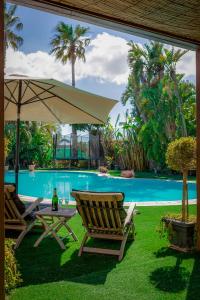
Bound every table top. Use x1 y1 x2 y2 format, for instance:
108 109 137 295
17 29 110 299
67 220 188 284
35 207 77 217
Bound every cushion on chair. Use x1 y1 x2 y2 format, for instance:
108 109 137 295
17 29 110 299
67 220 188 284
5 183 26 215
4 183 35 221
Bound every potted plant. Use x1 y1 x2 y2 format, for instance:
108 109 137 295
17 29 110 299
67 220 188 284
99 166 108 175
162 137 196 252
121 170 135 178
28 161 36 172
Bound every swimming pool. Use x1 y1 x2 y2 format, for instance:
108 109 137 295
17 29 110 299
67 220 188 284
5 171 196 203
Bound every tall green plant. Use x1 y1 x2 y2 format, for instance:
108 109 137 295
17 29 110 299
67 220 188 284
122 41 195 170
5 122 60 168
101 115 147 171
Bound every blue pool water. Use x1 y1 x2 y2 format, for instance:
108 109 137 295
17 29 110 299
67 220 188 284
5 171 196 203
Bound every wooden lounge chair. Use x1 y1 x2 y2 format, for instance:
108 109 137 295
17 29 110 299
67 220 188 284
71 190 136 261
5 184 42 249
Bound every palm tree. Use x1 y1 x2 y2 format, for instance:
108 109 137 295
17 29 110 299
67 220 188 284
4 4 23 56
50 22 90 87
122 41 165 123
50 22 90 159
164 48 188 137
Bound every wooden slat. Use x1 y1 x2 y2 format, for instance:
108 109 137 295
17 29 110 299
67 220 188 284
102 201 110 228
5 219 24 224
113 198 122 228
88 233 123 240
5 224 26 230
82 246 121 256
76 197 88 227
71 191 123 202
89 200 99 227
5 200 17 219
95 201 105 228
107 200 117 229
5 205 12 220
83 200 93 225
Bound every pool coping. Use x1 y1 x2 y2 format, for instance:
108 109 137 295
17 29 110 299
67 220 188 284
20 194 197 207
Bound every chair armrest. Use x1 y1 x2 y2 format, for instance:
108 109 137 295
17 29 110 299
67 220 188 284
22 198 43 219
124 203 136 228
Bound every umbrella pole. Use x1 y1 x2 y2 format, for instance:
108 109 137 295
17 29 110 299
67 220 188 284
15 80 22 194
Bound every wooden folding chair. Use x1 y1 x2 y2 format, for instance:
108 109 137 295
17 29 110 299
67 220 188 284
71 190 136 261
5 184 42 249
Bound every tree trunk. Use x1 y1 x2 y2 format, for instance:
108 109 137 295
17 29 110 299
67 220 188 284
71 58 78 161
182 170 188 222
71 58 75 88
172 74 187 137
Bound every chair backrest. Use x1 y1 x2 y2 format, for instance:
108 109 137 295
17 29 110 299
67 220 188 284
71 190 126 234
4 185 25 227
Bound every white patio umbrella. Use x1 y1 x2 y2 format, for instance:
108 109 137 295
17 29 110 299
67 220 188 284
4 74 117 192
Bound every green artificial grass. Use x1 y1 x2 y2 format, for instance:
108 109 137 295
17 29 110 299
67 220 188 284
9 205 199 300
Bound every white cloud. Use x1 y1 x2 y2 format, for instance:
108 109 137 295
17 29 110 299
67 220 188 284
6 32 129 85
176 50 196 81
6 49 73 83
5 33 196 87
77 32 130 84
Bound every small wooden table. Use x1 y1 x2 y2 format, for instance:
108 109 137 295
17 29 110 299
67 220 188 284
34 207 78 249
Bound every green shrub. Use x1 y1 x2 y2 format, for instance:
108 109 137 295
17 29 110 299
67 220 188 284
166 137 196 172
5 239 22 293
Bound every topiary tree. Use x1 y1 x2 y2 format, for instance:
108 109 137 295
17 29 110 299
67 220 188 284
166 137 196 222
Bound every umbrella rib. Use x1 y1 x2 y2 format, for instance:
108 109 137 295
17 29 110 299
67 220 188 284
22 95 55 105
41 101 62 123
5 96 18 105
30 81 104 124
27 83 61 123
4 100 10 112
5 81 18 104
20 80 31 102
22 81 55 105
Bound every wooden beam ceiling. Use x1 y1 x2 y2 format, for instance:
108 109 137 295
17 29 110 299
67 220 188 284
10 0 200 50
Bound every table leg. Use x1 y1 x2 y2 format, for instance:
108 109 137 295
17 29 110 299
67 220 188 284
34 216 66 250
63 218 78 241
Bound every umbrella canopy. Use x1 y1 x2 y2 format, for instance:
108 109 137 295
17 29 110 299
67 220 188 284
5 75 117 124
4 75 117 192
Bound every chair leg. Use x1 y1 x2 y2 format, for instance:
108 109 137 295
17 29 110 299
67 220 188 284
118 232 129 261
128 222 135 241
78 232 88 257
14 222 35 249
64 222 78 241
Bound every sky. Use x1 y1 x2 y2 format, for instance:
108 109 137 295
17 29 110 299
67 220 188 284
6 3 196 134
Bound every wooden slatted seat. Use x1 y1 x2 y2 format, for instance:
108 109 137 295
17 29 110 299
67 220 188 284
71 190 136 261
5 184 43 249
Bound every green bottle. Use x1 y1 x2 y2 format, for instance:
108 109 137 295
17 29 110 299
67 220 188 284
52 188 58 211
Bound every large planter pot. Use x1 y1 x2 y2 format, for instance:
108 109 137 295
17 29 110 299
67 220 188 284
162 218 196 252
4 165 9 172
28 164 36 172
121 170 135 178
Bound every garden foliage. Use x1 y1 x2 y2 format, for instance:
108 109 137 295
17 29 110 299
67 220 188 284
5 239 22 292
